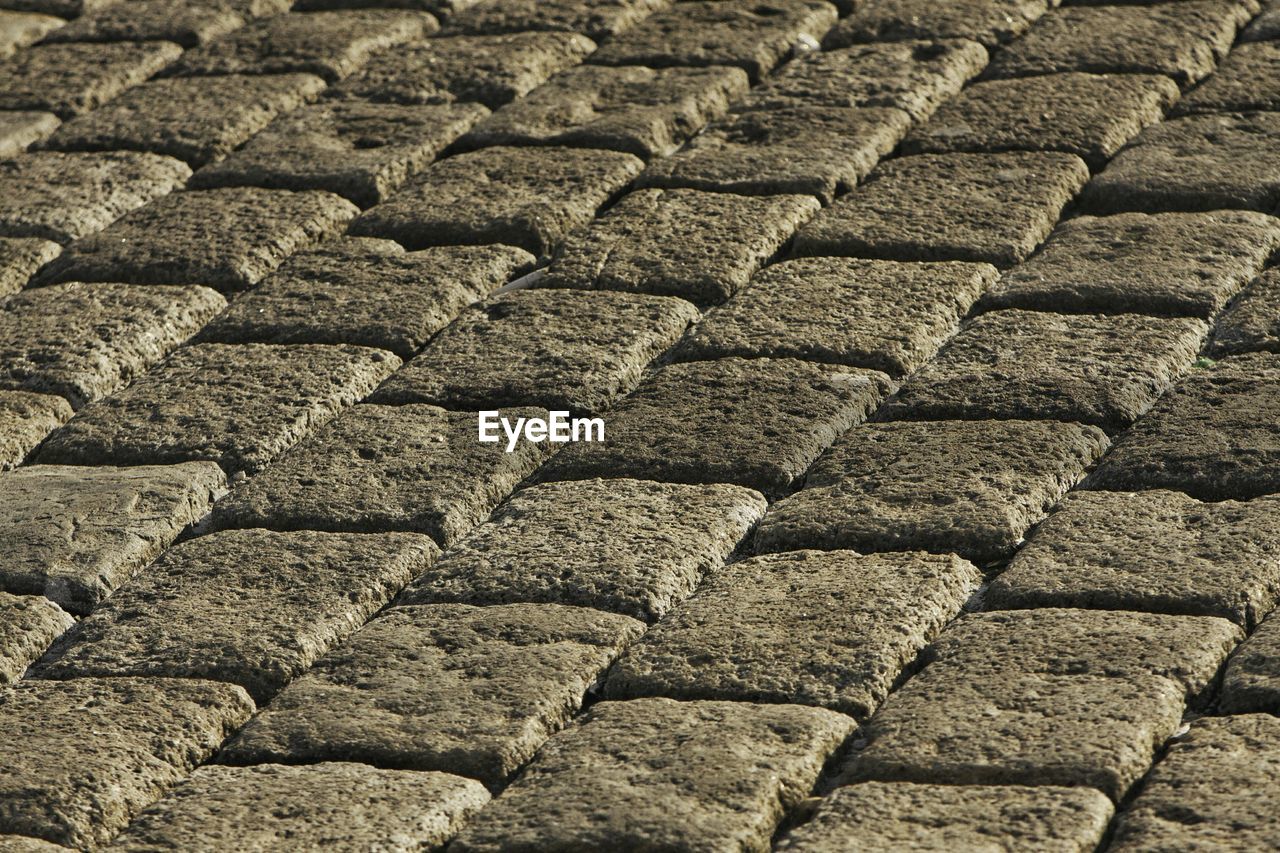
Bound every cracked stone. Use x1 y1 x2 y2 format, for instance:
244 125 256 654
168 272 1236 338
1221 615 1280 714
0 111 60 159
0 593 73 684
1174 40 1280 115
0 40 182 118
443 0 669 41
0 391 70 471
41 0 291 46
823 0 1054 48
1210 269 1280 356
0 237 59 296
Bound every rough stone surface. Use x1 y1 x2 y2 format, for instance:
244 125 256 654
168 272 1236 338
0 10 59 57
0 677 255 850
824 0 1053 48
539 188 820 304
39 529 439 703
1174 40 1280 114
0 40 182 118
1244 0 1280 40
348 146 643 257
221 604 644 788
0 112 60 159
0 391 70 471
882 310 1208 431
0 593 73 684
0 0 116 14
1221 614 1280 713
0 462 225 613
1210 269 1280 356
756 420 1110 563
212 404 549 547
792 152 1089 268
0 834 68 851
844 608 1243 802
200 239 532 357
0 237 59 296
672 257 995 376
41 0 290 46
370 289 697 414
443 0 669 41
399 478 766 621
35 342 398 475
448 698 856 853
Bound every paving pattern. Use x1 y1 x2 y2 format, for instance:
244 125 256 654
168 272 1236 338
1 0 1279 849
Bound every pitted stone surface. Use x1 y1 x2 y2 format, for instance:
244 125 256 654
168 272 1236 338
41 0 291 46
201 239 532 358
221 604 644 788
0 593 73 684
540 188 820 304
292 0 480 11
605 550 980 719
0 112 60 159
0 834 68 851
0 10 58 57
41 187 358 291
0 237 59 296
459 64 749 159
792 152 1089 268
539 358 894 498
0 677 255 850
349 146 643 256
444 0 669 41
824 0 1053 48
369 289 697 414
39 529 438 703
448 698 856 853
0 151 191 245
35 343 398 475
756 420 1109 563
400 479 764 621
881 310 1208 431
978 211 1280 317
1211 269 1280 356
0 0 118 12
844 609 1243 802
1086 353 1280 500
673 257 994 376
1174 41 1280 115
1221 615 1280 713
1244 0 1280 40
110 763 489 853
0 391 70 471
0 41 182 118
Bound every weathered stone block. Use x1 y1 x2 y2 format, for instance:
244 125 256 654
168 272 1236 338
1210 269 1280 356
0 593 72 683
42 0 289 46
0 112 59 159
0 237 59 295
824 0 1053 48
1221 614 1280 713
1173 40 1280 114
0 40 181 117
0 391 70 470
443 0 668 41
0 10 59 57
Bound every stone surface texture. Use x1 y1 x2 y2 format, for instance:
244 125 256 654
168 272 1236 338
0 391 71 471
0 41 183 118
1211 269 1280 356
0 237 60 296
1221 614 1280 713
0 592 73 683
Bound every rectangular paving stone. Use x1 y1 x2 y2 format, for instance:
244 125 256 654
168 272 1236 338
0 677 255 850
1221 614 1280 713
35 342 398 475
369 289 697 414
1173 41 1280 115
538 357 894 498
792 152 1089 269
0 462 225 613
0 834 68 852
38 529 439 703
448 698 856 853
221 603 644 788
1210 268 1280 356
211 403 550 547
398 478 765 621
0 112 60 159
605 550 980 720
978 211 1280 317
111 763 489 853
443 0 669 41
823 0 1053 48
348 146 643 256
0 592 73 683
200 239 532 358
40 187 358 291
1086 353 1280 500
672 257 995 376
41 0 290 46
0 391 70 470
844 608 1243 802
0 0 122 15
0 10 59 57
755 419 1109 563
0 236 59 296
882 310 1208 432
0 40 182 118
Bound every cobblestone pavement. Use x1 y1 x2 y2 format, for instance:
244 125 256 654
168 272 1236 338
1 0 1279 850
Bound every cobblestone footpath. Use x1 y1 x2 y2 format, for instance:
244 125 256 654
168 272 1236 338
1 0 1279 849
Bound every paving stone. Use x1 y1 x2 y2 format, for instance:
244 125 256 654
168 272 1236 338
448 697 856 853
0 677 255 850
211 404 548 546
1109 715 1280 850
672 257 995 376
823 0 1053 48
0 0 117 15
979 211 1280 317
200 239 532 358
843 608 1243 802
0 282 225 408
988 490 1280 628
0 592 73 684
0 10 59 57
35 342 398 475
0 112 60 160
540 188 819 303
41 187 358 291
167 10 435 82
0 150 191 245
0 462 225 613
292 0 481 12
188 100 488 206
0 391 70 470
330 31 596 108
1174 41 1280 115
882 310 1208 432
1221 613 1280 713
41 0 290 46
1086 353 1280 500
0 237 59 296
458 64 749 160
1210 268 1280 356
538 358 893 498
1243 0 1280 40
792 152 1089 269
755 419 1109 563
399 478 765 621
39 529 438 702
349 146 643 257
604 550 980 719
443 0 669 41
111 763 488 853
0 40 181 118
0 834 68 852
41 73 325 167
369 289 697 414
776 782 1114 852
221 603 644 787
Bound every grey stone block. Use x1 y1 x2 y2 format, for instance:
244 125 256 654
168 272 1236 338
0 237 59 296
824 0 1053 48
0 593 73 683
0 391 70 471
0 40 182 117
1210 269 1280 356
1173 40 1280 114
42 0 289 46
443 0 669 41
